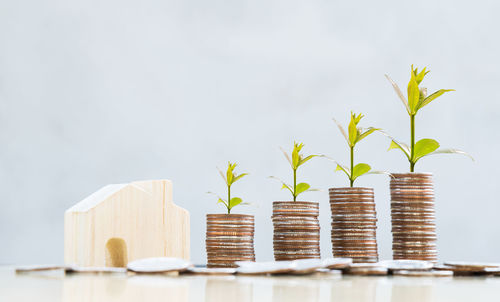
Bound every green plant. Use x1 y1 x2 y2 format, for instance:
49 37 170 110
209 162 248 214
385 65 472 171
270 142 319 201
332 112 385 187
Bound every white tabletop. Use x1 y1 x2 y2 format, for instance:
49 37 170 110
1 266 500 302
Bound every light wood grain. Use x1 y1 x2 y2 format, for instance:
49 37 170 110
64 179 189 267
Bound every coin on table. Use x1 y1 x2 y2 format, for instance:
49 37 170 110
378 260 434 271
393 270 453 277
127 257 191 273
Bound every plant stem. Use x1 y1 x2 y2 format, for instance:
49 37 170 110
350 146 354 187
410 114 415 172
293 168 297 201
227 184 231 214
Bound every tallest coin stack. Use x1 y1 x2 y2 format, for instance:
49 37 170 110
390 173 437 262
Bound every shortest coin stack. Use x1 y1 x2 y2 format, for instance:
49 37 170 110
206 214 255 268
272 201 321 261
329 188 379 263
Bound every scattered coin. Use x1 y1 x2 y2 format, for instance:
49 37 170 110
393 270 453 277
66 266 127 274
290 259 325 275
236 260 295 275
444 261 500 269
183 266 236 275
15 264 66 273
378 260 434 271
127 257 191 273
344 263 388 276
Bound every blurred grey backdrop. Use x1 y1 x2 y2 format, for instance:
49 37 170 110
0 0 498 265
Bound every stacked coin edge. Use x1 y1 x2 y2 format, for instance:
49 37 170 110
329 187 379 263
390 173 437 262
206 214 255 268
272 201 321 261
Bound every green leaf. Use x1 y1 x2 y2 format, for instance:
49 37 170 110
217 198 228 207
379 130 411 161
292 142 302 169
357 127 381 143
348 113 360 146
407 67 420 114
417 89 455 110
388 140 411 161
232 173 248 183
413 138 440 161
422 148 474 161
295 183 310 196
415 67 428 84
226 162 235 185
385 74 410 113
228 197 242 209
332 118 349 145
298 154 318 167
352 163 371 180
335 163 351 178
281 183 293 195
269 176 294 196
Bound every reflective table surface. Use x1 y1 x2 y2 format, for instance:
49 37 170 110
2 266 500 302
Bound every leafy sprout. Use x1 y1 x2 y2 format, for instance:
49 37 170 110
208 162 248 214
270 142 319 201
331 112 386 187
385 65 472 171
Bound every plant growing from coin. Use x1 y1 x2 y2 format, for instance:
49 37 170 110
385 65 472 171
270 142 319 201
209 162 248 214
332 112 385 187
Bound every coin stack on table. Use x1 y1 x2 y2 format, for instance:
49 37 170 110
206 214 255 268
272 201 321 261
329 187 379 263
390 173 437 262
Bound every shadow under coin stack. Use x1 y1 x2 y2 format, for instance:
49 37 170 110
329 188 379 263
390 173 437 262
206 214 255 268
272 201 321 261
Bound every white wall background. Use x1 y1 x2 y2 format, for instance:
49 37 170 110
0 0 498 265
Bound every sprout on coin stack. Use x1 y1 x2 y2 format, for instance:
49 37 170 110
328 112 384 263
384 65 472 262
269 142 321 261
205 162 255 268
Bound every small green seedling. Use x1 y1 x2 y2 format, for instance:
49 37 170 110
270 142 319 201
332 112 385 187
209 162 248 214
385 65 472 171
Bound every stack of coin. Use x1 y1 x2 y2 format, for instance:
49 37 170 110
206 214 255 268
329 187 379 263
390 173 437 262
272 201 320 261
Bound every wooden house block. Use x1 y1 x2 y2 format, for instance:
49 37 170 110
64 179 189 267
